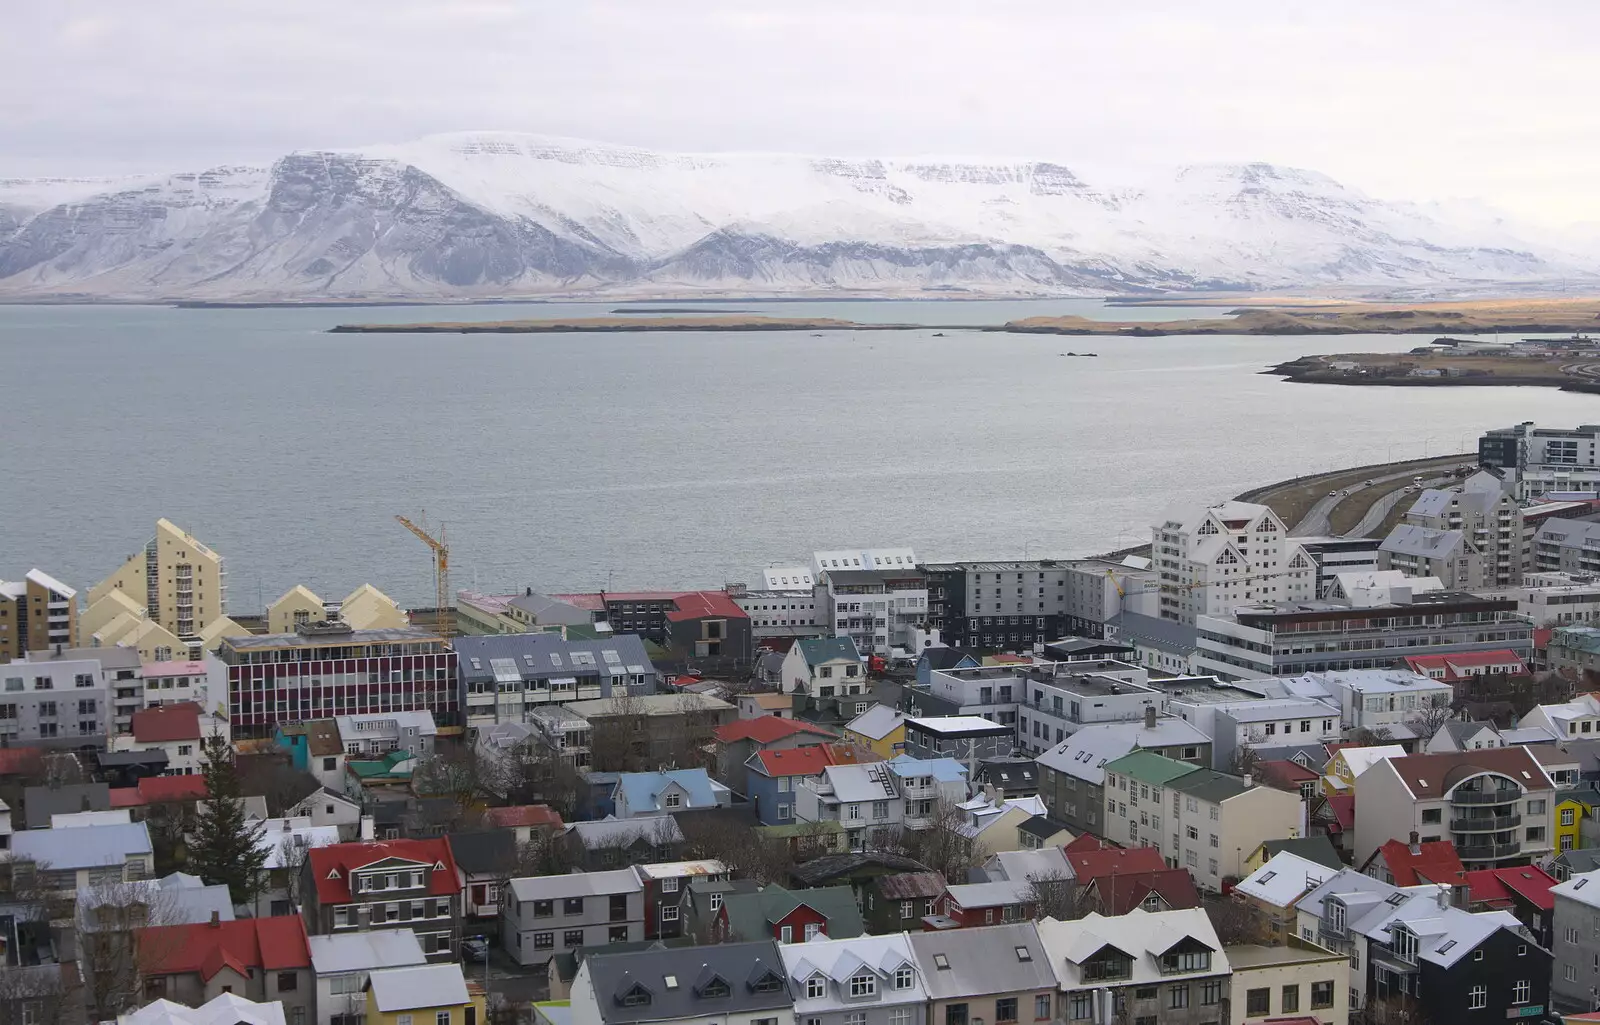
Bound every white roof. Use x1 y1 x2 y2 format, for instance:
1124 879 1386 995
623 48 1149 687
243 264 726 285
633 859 727 880
844 703 903 740
12 821 152 869
762 565 816 590
52 809 133 828
252 818 343 868
1036 720 1208 785
778 933 926 1013
336 709 437 741
984 848 1073 883
907 714 1010 734
1298 668 1454 695
25 569 76 599
1551 869 1600 910
1332 744 1406 777
1234 851 1335 910
1531 693 1600 724
309 929 427 974
119 994 285 1025
367 963 470 1012
820 762 902 803
1035 908 1227 989
509 868 641 901
946 880 1031 907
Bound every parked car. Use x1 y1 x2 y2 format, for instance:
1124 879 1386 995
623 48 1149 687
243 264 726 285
462 937 489 962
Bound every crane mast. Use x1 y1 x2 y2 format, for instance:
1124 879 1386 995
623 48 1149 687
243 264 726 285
396 514 451 642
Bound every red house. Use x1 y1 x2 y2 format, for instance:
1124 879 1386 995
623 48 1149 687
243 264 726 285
708 882 865 942
936 879 1034 927
1360 835 1466 886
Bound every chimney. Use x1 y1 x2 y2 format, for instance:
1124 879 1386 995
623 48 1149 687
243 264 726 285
1242 773 1252 788
1436 885 1449 910
1452 883 1470 909
526 587 533 596
1409 830 1421 855
54 643 61 657
209 910 221 928
983 783 998 805
360 814 375 841
1143 706 1157 729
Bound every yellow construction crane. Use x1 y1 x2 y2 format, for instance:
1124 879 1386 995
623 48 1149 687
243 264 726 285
396 514 451 641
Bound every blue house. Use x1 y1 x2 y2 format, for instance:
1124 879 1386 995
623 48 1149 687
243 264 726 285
916 646 981 687
744 746 848 825
611 768 731 819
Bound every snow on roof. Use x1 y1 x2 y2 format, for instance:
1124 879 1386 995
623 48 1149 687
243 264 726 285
1332 744 1406 776
1234 851 1335 910
308 929 428 975
367 963 470 1012
844 704 903 740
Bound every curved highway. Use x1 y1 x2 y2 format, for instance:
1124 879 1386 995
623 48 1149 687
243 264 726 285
1290 459 1467 536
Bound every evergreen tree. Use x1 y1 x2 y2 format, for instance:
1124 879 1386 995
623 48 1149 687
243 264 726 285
188 731 268 906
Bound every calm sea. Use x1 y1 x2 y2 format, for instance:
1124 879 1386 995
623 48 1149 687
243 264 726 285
2 299 1591 609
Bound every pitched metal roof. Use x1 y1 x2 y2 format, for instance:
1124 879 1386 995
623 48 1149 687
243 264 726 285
367 963 470 1012
722 884 865 941
794 637 862 667
582 940 791 1024
308 929 427 975
907 922 1056 998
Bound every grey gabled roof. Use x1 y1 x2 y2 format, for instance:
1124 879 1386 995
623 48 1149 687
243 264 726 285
1379 525 1469 559
453 633 656 684
569 815 684 850
907 922 1056 999
23 783 111 829
1256 835 1343 871
1168 769 1250 804
795 637 861 667
1105 612 1197 653
582 940 791 1024
446 829 516 875
508 592 598 626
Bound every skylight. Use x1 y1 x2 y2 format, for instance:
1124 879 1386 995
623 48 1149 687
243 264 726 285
1436 940 1456 954
1386 894 1407 906
1576 878 1590 890
1015 946 1033 962
933 954 950 970
664 976 679 990
1259 872 1277 883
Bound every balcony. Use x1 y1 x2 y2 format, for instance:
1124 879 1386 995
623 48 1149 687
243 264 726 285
901 781 938 798
1450 789 1522 806
1456 841 1521 861
1451 813 1521 832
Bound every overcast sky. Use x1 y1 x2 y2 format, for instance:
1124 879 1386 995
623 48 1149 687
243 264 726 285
8 1 1600 229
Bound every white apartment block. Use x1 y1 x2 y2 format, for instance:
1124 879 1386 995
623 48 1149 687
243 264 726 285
1386 472 1524 586
0 653 118 746
1153 502 1315 626
1167 687 1341 770
1494 572 1600 626
814 548 927 655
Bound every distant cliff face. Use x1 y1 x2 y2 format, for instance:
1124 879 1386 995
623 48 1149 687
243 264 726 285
0 133 1576 300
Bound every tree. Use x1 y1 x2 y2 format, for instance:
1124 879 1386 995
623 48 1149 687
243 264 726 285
0 963 80 1025
278 833 315 910
1202 893 1269 945
76 879 185 1019
589 692 650 773
187 732 268 905
1228 744 1262 779
883 797 978 884
235 747 320 816
1406 703 1454 746
1348 725 1394 747
1021 869 1085 921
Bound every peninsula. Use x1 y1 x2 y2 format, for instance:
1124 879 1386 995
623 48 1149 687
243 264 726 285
328 296 1600 336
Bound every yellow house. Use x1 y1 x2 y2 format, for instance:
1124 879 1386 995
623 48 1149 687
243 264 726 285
367 963 484 1025
91 518 227 640
1322 744 1406 798
268 585 325 634
1556 786 1600 854
842 704 904 759
269 583 408 634
82 589 144 639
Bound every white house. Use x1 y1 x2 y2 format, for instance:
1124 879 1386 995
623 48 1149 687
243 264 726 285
1034 908 1233 1022
308 929 428 1025
139 659 220 713
778 933 930 1025
114 702 228 775
794 756 969 850
781 637 867 696
1152 501 1316 625
287 788 365 839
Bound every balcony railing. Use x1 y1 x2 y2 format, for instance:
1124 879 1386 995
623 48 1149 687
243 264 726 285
1457 841 1521 860
1450 789 1522 805
1451 813 1521 832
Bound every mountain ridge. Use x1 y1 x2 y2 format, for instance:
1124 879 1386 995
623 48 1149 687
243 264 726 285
0 132 1588 301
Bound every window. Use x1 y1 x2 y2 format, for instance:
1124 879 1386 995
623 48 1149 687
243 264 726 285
996 998 1018 1023
661 877 679 893
1310 981 1334 1009
1421 807 1442 824
895 967 914 990
609 926 629 942
660 905 679 922
1391 925 1418 964
563 897 583 915
889 1012 911 1025
1034 995 1051 1020
436 1014 451 1025
1168 984 1189 1009
1468 985 1486 1010
1068 992 1093 1020
664 792 681 808
850 974 876 997
900 900 914 919
846 1015 866 1025
1201 980 1221 1006
398 1017 412 1025
806 977 826 999
1513 979 1530 1005
1246 989 1270 1015
532 932 554 950
780 925 793 942
1564 807 1578 826
1281 984 1299 1013
563 930 583 947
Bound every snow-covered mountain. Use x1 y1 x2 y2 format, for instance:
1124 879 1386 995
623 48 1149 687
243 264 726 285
0 132 1581 300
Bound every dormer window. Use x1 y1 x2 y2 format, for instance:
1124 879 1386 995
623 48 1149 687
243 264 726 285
1159 950 1210 974
664 792 682 809
806 976 826 999
751 973 785 994
849 973 877 997
895 966 914 989
620 984 651 1007
698 977 730 999
1391 925 1418 965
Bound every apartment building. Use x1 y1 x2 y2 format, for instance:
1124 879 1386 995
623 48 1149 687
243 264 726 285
1153 501 1316 626
453 633 659 727
1290 536 1383 598
1035 908 1232 1025
267 583 408 634
115 702 225 774
779 933 929 1025
1550 869 1600 1014
1228 939 1349 1025
814 548 928 655
1035 718 1211 836
302 839 461 959
1166 685 1340 770
735 584 826 641
1381 472 1525 587
90 518 226 642
1353 747 1557 869
1480 421 1600 499
1194 589 1531 681
1520 693 1600 742
901 715 1013 768
216 621 457 738
140 659 218 712
0 569 77 661
0 648 125 747
922 558 1160 649
1377 526 1485 590
503 868 645 967
1102 751 1303 890
794 755 969 849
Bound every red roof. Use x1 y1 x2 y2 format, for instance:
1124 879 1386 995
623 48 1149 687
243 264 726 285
139 916 309 979
714 715 834 745
1087 867 1202 915
481 805 564 830
1064 834 1120 854
131 702 203 744
1256 760 1319 785
1367 839 1466 886
1326 794 1355 832
109 787 144 808
1067 844 1167 882
137 775 208 803
666 591 748 622
308 838 458 904
1465 865 1558 911
1400 650 1527 681
0 747 44 777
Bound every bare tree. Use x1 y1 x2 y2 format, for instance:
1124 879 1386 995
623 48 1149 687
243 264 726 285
589 692 649 773
277 832 315 910
235 749 320 816
884 797 978 884
1202 893 1269 945
76 879 185 1019
1406 703 1454 746
1021 869 1085 921
0 963 80 1025
676 812 795 884
1228 744 1262 778
1348 725 1395 747
493 741 585 820
39 753 86 788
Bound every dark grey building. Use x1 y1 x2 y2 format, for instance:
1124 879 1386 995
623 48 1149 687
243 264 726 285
572 939 791 1025
453 633 659 727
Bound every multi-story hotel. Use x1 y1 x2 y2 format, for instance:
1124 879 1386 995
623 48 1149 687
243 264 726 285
215 620 456 738
0 569 78 661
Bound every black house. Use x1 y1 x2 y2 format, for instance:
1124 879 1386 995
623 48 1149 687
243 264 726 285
1366 899 1551 1025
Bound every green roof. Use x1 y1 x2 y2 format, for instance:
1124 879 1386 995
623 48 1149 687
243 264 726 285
1104 750 1198 786
1170 768 1250 803
349 749 413 779
757 820 845 838
723 883 865 941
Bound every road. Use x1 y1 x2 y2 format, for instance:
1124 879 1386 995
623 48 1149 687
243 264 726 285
1289 457 1468 536
1343 474 1454 538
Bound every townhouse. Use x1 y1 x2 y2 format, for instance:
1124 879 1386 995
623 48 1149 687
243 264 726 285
779 932 929 1025
794 756 969 851
636 860 727 940
570 940 792 1025
1035 908 1232 1025
115 701 225 775
452 632 659 728
907 923 1058 1025
302 839 461 959
1352 746 1557 869
503 868 645 967
744 744 880 826
1165 686 1340 771
1034 718 1210 836
137 915 313 1021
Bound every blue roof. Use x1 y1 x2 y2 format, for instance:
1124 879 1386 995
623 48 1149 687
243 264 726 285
794 637 862 666
615 768 718 811
886 755 969 783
